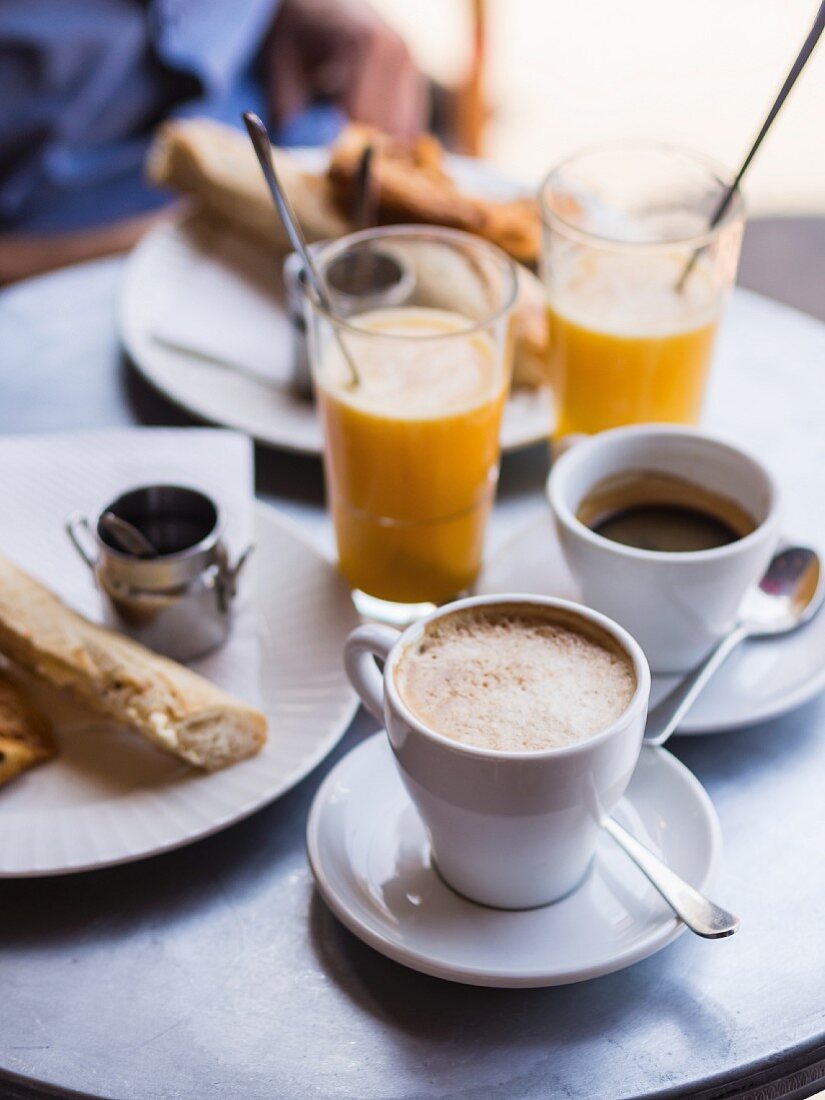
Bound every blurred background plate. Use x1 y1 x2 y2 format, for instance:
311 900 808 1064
118 149 553 455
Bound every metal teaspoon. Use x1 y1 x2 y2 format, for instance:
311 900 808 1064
645 545 824 746
242 111 361 388
603 817 740 938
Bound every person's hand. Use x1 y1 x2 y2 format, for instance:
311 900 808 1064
266 0 427 138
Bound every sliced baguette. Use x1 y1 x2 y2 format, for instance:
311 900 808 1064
0 671 56 788
147 118 349 251
0 554 267 772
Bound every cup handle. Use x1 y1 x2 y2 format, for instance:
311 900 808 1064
218 544 255 610
65 513 97 571
344 624 401 724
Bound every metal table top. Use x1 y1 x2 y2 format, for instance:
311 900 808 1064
0 256 824 1100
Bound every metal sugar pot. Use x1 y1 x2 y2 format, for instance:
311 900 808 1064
67 485 252 662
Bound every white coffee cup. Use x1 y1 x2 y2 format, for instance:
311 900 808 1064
547 425 781 674
344 594 650 910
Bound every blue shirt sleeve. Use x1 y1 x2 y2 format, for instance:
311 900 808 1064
151 0 278 102
0 0 345 232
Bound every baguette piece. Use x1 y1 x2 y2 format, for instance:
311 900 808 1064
0 671 56 788
0 554 267 772
147 118 349 251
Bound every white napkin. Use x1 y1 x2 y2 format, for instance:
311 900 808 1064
0 427 260 705
150 219 295 385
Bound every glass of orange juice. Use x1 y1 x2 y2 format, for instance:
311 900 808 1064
539 143 745 439
304 226 518 622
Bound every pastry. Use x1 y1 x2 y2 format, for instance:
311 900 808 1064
405 236 549 389
327 125 541 266
511 264 551 388
0 671 56 788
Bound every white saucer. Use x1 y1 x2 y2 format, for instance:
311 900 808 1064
0 504 359 877
306 732 721 988
119 150 554 456
479 514 825 733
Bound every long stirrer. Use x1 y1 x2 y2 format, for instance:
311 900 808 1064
242 111 360 387
677 2 824 291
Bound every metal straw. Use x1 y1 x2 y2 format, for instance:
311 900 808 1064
352 143 382 292
677 1 824 291
242 111 360 387
353 144 376 231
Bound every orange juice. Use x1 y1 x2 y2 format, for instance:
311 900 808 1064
316 307 508 604
547 257 722 436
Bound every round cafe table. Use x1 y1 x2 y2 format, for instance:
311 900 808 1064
1 253 825 1100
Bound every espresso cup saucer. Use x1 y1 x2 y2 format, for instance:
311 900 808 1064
306 733 721 988
478 514 825 734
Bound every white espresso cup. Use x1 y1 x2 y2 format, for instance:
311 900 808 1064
547 425 781 674
344 594 650 910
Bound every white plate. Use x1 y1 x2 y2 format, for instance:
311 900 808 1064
479 513 825 733
0 503 359 877
118 150 553 455
307 732 720 988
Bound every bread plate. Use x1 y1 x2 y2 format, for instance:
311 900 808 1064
0 503 359 877
119 150 554 455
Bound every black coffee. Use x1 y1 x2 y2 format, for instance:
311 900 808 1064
577 471 756 553
593 503 741 551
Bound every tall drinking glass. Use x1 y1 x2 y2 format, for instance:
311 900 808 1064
304 226 518 623
540 143 745 438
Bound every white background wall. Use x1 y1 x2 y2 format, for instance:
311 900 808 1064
372 0 825 215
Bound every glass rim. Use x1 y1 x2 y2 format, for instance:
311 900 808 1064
539 139 745 251
303 224 519 341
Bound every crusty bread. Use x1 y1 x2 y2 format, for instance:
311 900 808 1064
146 118 550 389
149 118 541 265
148 118 349 250
0 671 56 788
327 124 541 266
512 265 551 388
0 554 267 772
399 236 549 389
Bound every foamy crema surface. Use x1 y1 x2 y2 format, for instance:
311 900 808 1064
318 307 501 418
396 606 636 752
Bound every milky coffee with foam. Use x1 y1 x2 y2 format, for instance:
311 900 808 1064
395 604 636 752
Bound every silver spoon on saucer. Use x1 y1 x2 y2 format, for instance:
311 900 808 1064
603 817 739 938
645 545 824 746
